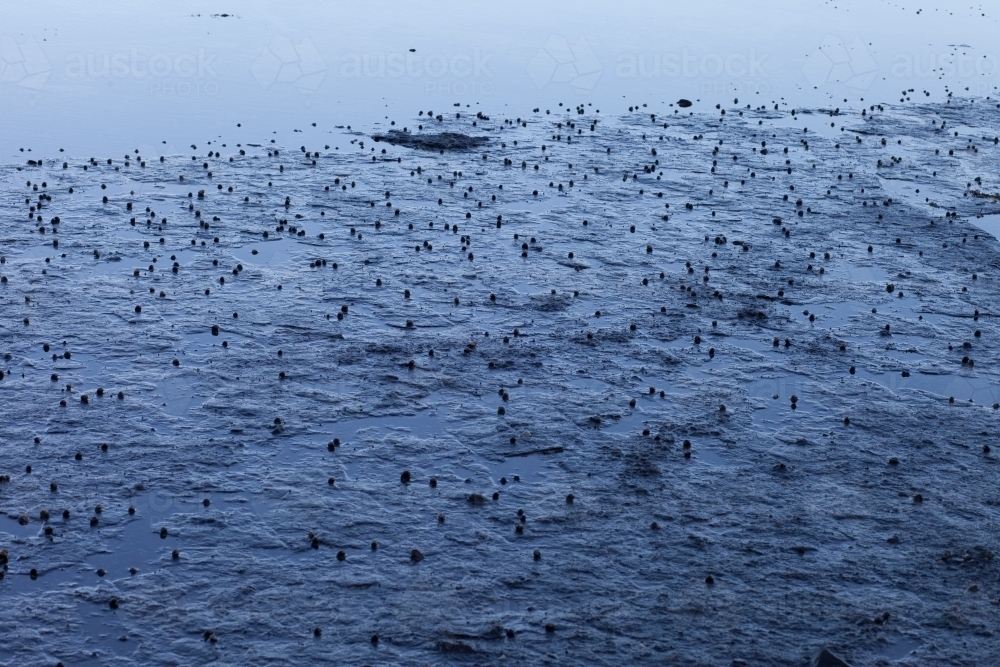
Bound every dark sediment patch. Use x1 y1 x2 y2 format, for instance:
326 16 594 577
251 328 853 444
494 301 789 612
371 130 489 151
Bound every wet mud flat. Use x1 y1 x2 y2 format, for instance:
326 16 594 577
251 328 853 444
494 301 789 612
1 98 999 666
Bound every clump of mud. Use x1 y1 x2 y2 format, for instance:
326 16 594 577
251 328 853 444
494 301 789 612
372 130 489 151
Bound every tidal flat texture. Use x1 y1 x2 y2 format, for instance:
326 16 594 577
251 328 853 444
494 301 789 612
1 99 999 666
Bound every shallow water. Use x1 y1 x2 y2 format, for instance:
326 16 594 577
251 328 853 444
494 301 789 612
2 94 999 666
3 0 1000 157
971 212 1000 239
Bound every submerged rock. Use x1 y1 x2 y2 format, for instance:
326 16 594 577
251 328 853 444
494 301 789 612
371 130 489 151
812 648 853 667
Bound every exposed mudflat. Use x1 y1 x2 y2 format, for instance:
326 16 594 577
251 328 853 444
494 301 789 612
372 131 491 151
1 99 999 666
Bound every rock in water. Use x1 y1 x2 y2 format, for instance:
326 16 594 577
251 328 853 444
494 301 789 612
812 648 853 667
677 99 693 108
371 130 489 151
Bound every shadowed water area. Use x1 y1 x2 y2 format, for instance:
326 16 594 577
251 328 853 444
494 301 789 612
1 98 999 666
